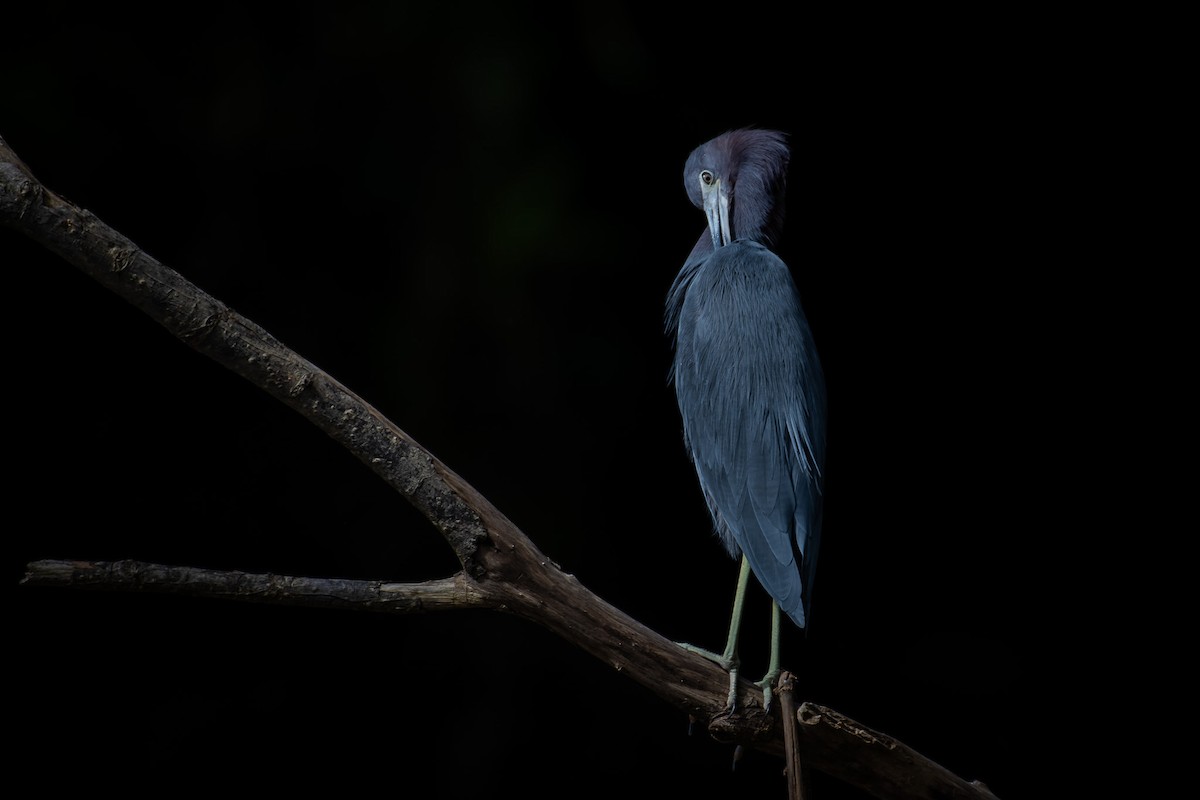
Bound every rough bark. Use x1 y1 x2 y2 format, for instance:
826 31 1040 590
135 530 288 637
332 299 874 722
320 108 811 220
2 135 1001 800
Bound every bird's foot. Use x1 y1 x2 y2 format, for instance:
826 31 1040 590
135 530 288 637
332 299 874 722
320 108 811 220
677 641 740 711
755 667 781 713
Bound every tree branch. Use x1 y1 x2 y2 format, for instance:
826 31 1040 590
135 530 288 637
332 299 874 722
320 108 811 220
21 559 494 614
1 135 1001 800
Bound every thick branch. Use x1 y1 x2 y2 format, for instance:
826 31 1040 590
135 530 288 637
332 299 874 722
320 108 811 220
2 136 1001 800
0 131 753 727
795 704 1000 800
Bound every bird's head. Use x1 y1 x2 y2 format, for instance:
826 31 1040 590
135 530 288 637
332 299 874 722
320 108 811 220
684 128 790 250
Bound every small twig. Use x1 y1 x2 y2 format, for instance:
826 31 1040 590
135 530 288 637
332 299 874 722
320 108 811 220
778 671 806 800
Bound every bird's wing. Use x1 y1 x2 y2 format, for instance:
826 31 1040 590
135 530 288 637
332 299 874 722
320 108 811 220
664 231 713 351
672 241 826 627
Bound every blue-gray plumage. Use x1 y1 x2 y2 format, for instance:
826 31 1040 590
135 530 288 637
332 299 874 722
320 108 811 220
667 129 826 707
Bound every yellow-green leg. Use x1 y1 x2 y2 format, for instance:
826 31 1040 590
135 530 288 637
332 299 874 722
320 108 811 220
755 600 783 712
679 554 753 709
679 554 786 713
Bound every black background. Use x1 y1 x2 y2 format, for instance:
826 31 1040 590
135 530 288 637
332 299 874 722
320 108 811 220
4 4 1113 798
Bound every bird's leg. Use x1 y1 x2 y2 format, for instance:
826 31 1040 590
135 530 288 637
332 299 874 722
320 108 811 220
678 554 752 710
755 600 783 713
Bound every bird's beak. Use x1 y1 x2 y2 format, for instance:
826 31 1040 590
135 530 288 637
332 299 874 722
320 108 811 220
703 180 733 249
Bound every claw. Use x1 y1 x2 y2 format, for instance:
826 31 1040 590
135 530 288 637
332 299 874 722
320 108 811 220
756 658 781 713
756 671 779 713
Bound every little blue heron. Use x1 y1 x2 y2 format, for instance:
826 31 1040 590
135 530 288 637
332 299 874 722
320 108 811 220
666 128 827 711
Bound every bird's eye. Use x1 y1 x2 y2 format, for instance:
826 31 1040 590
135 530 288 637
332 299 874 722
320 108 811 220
700 170 715 186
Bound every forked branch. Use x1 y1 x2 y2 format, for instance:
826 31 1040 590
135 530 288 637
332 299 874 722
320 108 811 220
1 135 1000 800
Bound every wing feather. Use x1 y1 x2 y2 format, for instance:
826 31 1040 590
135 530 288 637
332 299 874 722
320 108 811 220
670 240 826 628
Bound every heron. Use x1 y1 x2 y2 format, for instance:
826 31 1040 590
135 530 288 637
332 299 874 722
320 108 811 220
666 128 826 712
